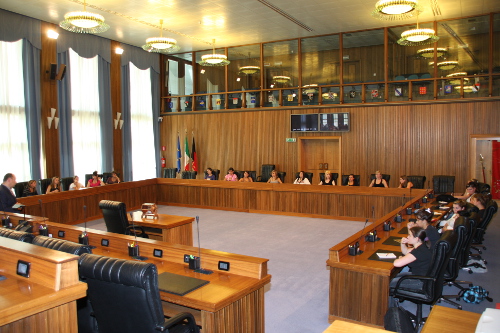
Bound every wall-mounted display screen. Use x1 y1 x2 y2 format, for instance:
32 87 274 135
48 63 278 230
319 113 350 132
290 114 318 132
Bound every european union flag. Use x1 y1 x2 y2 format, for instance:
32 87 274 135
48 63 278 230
176 134 181 173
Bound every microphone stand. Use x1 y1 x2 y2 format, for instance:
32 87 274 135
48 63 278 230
194 216 213 274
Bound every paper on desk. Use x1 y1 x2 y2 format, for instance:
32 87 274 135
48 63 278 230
439 206 450 210
434 212 443 215
377 253 396 259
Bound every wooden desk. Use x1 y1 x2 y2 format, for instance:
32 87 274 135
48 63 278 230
130 212 194 246
22 220 271 333
0 238 87 332
421 305 481 333
323 320 392 333
327 195 439 327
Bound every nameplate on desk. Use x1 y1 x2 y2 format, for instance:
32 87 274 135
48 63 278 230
157 272 209 296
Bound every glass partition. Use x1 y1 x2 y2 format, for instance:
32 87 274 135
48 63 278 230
263 40 299 89
302 35 340 85
228 44 261 92
342 29 384 83
195 48 226 94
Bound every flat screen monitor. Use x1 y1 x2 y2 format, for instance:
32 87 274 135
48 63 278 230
290 114 318 132
319 113 350 132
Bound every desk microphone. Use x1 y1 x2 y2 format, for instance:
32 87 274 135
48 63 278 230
194 216 213 274
79 205 89 245
427 180 434 199
38 199 49 235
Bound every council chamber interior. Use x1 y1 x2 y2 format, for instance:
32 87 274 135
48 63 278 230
1 1 500 332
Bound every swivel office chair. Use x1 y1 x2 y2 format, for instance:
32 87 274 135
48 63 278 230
98 200 148 238
79 253 199 333
0 229 34 242
13 181 27 198
32 235 92 255
61 177 74 191
258 164 275 182
407 176 426 189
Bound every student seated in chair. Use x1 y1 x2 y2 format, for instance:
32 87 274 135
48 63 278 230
294 171 310 185
87 171 105 187
69 176 84 190
407 209 440 248
23 180 38 196
369 170 388 188
106 171 121 184
267 170 282 184
205 168 216 180
318 170 335 185
344 174 358 186
239 171 253 182
438 200 466 232
46 176 61 194
224 167 238 181
398 175 413 189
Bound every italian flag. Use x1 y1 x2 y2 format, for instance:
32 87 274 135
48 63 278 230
184 135 190 171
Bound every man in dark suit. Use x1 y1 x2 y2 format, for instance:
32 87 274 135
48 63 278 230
0 173 19 213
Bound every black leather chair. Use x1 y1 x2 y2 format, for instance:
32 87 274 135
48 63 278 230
341 174 360 186
258 164 275 182
163 168 178 178
14 181 27 198
439 217 470 309
79 253 200 333
39 178 52 195
102 172 113 184
181 171 197 179
61 177 74 191
476 182 491 195
0 229 34 242
32 235 92 255
294 172 313 184
277 171 286 183
391 230 457 330
470 199 498 254
407 176 426 189
235 170 256 182
370 174 390 187
432 175 455 194
98 200 149 238
319 172 339 185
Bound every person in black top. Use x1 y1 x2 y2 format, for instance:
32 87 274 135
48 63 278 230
343 174 358 186
23 180 38 197
0 173 21 213
369 170 388 188
470 193 487 221
318 170 335 185
407 209 440 248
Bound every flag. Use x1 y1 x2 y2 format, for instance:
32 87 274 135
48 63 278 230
184 134 190 171
191 135 198 172
176 134 181 173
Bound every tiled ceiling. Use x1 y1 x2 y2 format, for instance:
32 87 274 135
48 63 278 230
0 0 499 54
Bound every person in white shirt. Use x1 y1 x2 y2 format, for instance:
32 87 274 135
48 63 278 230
69 175 84 190
438 200 466 232
294 171 310 185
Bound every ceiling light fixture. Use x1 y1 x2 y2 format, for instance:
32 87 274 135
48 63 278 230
446 72 469 85
198 39 230 66
372 0 421 21
273 75 291 83
142 19 180 53
115 47 124 55
397 13 439 46
429 60 459 70
416 47 447 58
239 66 260 75
59 0 109 34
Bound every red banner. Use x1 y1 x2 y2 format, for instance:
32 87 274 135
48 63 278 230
492 140 500 199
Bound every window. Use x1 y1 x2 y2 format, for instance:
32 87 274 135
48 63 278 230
69 48 102 179
129 63 156 180
0 40 30 181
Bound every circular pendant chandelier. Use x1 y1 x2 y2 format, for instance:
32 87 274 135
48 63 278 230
142 20 180 53
59 0 109 34
429 61 459 70
198 39 230 66
372 0 421 21
416 47 448 58
239 66 260 75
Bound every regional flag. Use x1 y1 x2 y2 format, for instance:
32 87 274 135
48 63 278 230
184 134 190 171
176 134 181 173
191 135 198 172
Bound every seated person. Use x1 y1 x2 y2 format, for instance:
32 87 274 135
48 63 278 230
470 193 487 221
87 171 105 187
369 170 388 188
318 170 335 185
239 171 254 183
224 168 238 181
452 180 478 202
343 174 358 186
69 175 84 190
389 227 432 304
106 171 121 184
398 175 413 189
205 168 216 180
438 200 466 232
46 176 61 194
407 208 440 248
294 171 310 185
0 173 22 213
267 170 282 184
23 180 38 196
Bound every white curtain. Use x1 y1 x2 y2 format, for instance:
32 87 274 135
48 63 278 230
129 62 156 180
69 48 101 178
0 40 30 181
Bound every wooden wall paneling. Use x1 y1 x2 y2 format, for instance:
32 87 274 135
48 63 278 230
40 22 60 178
110 41 123 177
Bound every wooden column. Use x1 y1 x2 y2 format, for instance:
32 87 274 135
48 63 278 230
40 22 60 178
110 41 123 177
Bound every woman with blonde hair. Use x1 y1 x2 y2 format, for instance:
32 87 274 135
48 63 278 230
46 176 61 193
318 170 335 185
369 171 388 188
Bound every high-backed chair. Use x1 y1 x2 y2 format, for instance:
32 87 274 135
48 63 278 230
470 199 498 253
294 172 313 184
79 253 200 333
39 178 52 194
341 174 360 186
476 182 491 195
102 172 113 184
163 168 178 178
85 173 104 186
14 181 27 198
320 173 339 185
181 171 197 179
235 170 256 181
277 171 287 183
203 169 220 180
439 217 470 309
391 230 457 330
32 235 92 255
258 164 275 182
432 175 455 194
370 174 391 187
407 176 426 189
61 177 74 191
98 200 148 238
0 229 34 243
